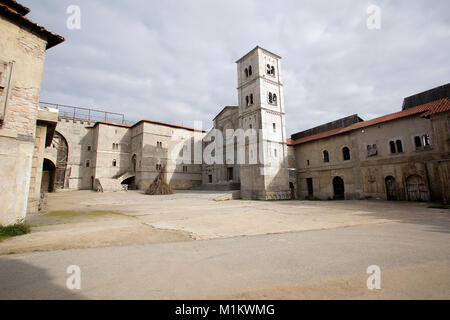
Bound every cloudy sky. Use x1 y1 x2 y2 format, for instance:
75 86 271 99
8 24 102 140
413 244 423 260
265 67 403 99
22 0 449 135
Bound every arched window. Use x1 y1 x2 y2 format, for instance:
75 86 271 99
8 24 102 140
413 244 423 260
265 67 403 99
112 159 117 167
250 94 253 105
267 64 271 74
389 141 396 154
268 92 273 104
396 140 403 153
248 65 252 76
271 66 275 75
244 68 248 78
323 150 329 163
273 93 277 104
414 136 422 149
245 95 249 106
342 147 350 161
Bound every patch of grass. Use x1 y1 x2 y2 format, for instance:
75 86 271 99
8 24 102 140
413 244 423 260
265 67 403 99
46 210 125 218
0 223 30 242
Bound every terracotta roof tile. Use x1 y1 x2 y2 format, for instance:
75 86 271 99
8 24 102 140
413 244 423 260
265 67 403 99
291 98 449 146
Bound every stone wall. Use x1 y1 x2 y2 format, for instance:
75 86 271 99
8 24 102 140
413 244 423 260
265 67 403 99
0 14 48 225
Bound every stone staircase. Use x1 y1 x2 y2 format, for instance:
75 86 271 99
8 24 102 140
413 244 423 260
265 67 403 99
95 178 125 192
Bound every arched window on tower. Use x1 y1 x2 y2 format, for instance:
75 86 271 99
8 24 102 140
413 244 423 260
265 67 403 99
271 66 275 75
268 92 273 104
266 64 271 74
250 94 253 105
273 93 277 105
245 96 249 106
248 65 252 76
245 68 248 78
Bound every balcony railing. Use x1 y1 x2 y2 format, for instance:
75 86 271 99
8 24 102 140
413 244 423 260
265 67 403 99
39 101 135 125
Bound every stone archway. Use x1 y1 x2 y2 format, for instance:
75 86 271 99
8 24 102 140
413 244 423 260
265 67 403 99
41 158 56 193
333 176 345 200
406 175 429 202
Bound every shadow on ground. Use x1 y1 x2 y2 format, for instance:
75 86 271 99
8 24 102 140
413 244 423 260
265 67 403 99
0 258 85 299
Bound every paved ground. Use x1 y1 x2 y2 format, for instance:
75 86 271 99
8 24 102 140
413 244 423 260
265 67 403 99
1 222 449 299
1 190 449 254
0 191 449 299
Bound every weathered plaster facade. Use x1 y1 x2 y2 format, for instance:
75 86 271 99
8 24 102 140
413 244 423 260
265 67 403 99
0 0 63 225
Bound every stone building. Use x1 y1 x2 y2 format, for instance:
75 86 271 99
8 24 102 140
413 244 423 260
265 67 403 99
289 84 450 203
0 0 64 226
40 47 291 200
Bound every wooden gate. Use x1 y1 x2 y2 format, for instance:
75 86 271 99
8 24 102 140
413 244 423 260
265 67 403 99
385 176 397 200
406 175 429 202
333 176 345 200
53 132 68 190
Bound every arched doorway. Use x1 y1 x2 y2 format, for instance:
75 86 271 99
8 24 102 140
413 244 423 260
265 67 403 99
406 175 429 202
385 176 397 200
41 158 56 193
333 176 345 200
121 176 135 190
52 132 68 190
131 154 137 173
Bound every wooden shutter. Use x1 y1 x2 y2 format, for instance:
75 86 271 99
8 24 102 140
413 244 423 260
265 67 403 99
0 60 14 124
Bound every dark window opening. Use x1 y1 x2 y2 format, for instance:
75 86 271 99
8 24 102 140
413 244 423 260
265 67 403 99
208 174 212 183
396 140 403 153
250 94 253 105
414 136 422 149
248 65 252 76
245 68 248 78
389 141 396 154
112 159 117 167
323 150 329 163
343 147 350 161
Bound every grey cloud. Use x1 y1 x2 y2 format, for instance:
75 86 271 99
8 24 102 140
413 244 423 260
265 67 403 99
22 0 450 134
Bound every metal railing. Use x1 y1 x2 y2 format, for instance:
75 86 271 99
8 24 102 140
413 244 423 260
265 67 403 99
39 101 135 125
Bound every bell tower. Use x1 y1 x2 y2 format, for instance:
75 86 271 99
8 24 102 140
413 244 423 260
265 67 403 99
236 46 290 200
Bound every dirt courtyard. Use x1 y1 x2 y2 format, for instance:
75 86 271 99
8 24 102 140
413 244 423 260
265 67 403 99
1 190 449 255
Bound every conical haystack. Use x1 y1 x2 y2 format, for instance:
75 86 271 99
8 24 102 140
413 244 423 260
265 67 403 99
145 166 173 195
